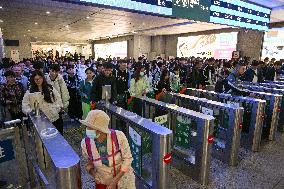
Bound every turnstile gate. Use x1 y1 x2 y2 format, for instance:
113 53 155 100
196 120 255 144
129 96 214 185
98 102 173 189
183 88 266 152
162 92 244 166
239 84 284 134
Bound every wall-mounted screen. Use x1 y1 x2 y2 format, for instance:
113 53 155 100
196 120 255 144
177 32 238 60
262 29 284 60
94 41 127 59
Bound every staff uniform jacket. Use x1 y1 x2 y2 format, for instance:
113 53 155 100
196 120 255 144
224 70 251 96
81 130 136 189
129 76 151 97
46 74 70 109
22 87 63 122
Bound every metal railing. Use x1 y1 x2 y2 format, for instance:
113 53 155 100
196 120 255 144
130 96 214 185
0 112 82 189
239 84 284 134
183 88 266 152
97 101 172 189
166 92 243 166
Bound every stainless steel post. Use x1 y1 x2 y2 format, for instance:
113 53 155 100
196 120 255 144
152 133 172 189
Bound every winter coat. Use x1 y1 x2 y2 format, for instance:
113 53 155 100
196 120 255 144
22 87 63 122
129 76 150 97
81 130 136 189
45 74 70 109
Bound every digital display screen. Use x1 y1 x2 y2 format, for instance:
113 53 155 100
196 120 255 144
210 0 271 31
94 41 127 59
172 0 211 22
78 0 173 16
262 29 284 60
177 32 238 59
68 0 272 31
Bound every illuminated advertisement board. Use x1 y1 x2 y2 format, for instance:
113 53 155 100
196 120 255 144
94 41 127 59
262 29 284 60
59 0 271 31
177 32 238 59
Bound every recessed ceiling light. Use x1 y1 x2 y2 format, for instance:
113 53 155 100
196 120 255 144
28 29 31 32
0 19 3 23
86 16 90 19
46 11 50 14
35 22 38 25
0 6 3 9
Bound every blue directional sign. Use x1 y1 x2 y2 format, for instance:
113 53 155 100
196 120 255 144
0 139 15 163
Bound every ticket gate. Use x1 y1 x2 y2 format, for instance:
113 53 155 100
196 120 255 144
128 96 214 185
239 84 284 133
163 92 244 166
97 102 173 189
0 113 81 189
182 88 266 152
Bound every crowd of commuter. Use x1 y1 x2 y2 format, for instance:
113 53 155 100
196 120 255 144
0 54 284 188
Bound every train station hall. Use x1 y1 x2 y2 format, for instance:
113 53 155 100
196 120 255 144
1 0 284 188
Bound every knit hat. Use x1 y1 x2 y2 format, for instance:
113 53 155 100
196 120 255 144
80 110 110 133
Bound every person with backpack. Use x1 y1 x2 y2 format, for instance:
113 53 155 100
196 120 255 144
80 110 135 189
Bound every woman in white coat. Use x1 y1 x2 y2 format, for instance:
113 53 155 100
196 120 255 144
22 70 64 134
80 110 136 189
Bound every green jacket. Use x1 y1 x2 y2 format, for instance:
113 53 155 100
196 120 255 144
80 79 94 103
129 76 151 97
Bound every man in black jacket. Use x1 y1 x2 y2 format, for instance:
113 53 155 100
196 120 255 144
91 62 117 103
114 60 129 108
241 60 264 83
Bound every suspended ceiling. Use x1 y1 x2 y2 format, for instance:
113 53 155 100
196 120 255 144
0 0 284 43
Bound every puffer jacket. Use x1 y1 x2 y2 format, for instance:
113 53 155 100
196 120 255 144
45 74 70 109
22 87 63 122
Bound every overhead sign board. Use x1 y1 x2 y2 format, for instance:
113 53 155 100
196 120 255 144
59 0 271 31
209 0 271 31
172 0 211 22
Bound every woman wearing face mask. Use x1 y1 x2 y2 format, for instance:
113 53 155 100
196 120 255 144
129 65 150 115
80 110 135 189
22 71 64 134
129 65 150 97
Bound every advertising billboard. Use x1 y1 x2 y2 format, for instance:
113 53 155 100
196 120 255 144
177 32 238 59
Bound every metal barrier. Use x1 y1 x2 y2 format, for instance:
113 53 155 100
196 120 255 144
130 96 214 185
97 101 172 189
0 119 29 188
27 112 81 188
0 112 82 189
166 92 243 166
183 88 266 152
239 84 284 140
